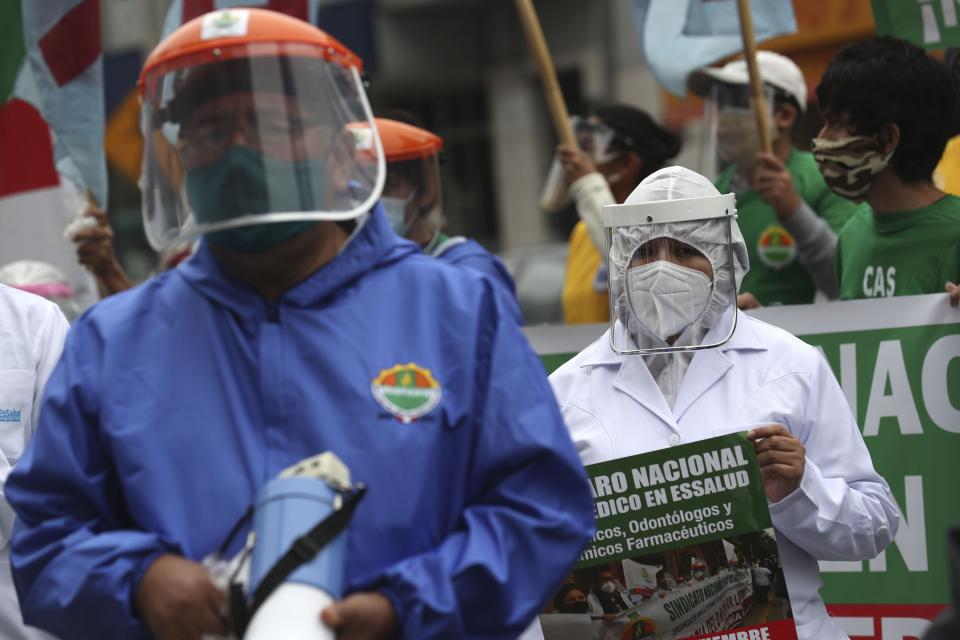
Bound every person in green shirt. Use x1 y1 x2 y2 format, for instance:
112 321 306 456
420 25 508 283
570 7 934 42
813 37 960 306
689 52 861 308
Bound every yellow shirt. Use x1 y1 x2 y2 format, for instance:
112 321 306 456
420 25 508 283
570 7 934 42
935 136 960 196
562 221 609 324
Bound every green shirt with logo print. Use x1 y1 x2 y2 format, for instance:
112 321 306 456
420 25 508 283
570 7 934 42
716 148 859 306
837 195 960 300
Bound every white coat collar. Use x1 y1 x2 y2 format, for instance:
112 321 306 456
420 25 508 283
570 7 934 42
579 309 766 368
579 310 767 424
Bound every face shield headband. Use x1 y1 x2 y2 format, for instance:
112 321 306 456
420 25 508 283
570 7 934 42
603 193 740 356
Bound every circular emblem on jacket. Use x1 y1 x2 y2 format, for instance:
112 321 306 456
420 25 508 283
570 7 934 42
757 224 797 270
371 363 441 423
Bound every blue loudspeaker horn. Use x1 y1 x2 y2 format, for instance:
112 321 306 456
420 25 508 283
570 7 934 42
233 453 364 640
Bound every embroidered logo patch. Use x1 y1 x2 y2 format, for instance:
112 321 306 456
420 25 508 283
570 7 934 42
371 363 441 423
757 224 797 270
0 409 22 423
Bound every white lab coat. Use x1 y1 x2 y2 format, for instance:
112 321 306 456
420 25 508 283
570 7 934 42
547 309 899 640
0 285 68 640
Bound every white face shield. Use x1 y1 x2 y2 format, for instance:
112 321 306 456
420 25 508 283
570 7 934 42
539 115 625 213
140 48 385 251
700 83 775 179
603 167 749 356
349 122 444 242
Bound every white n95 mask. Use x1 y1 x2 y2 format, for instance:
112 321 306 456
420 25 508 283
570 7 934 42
625 260 713 341
381 196 412 236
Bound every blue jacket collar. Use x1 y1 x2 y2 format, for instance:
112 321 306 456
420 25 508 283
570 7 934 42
177 203 418 318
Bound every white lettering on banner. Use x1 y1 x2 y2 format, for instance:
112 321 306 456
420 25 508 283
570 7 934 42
820 476 928 574
835 616 874 636
825 338 956 437
881 616 930 639
920 0 960 45
921 334 960 433
863 341 923 436
946 0 960 27
834 614 933 640
871 476 928 572
841 343 859 419
922 0 941 45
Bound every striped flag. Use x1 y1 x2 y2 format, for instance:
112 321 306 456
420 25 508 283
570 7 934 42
20 0 107 207
634 0 797 96
0 0 102 311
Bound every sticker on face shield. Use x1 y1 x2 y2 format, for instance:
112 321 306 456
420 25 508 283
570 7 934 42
349 126 376 152
371 363 441 423
757 224 797 270
201 10 250 40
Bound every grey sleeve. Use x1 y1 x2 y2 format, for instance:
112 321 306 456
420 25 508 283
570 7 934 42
781 201 840 299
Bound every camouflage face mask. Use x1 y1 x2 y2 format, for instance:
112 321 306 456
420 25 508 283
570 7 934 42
811 135 893 201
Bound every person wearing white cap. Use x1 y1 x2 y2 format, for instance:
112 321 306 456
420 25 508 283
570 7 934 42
688 51 861 308
548 166 900 640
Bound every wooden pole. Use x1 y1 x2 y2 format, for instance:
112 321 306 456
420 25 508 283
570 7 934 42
735 0 773 154
514 0 577 147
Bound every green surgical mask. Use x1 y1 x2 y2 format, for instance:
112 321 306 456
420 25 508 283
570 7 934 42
186 145 327 253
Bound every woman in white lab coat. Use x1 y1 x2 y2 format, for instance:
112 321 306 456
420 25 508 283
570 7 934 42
549 167 900 640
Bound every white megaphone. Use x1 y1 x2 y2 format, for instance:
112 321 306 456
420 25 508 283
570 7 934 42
228 453 365 640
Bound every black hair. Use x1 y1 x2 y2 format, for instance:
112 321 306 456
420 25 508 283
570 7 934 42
552 583 588 612
591 104 681 178
816 36 960 183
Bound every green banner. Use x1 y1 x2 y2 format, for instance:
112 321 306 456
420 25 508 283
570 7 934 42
578 434 770 568
0 0 24 103
872 0 960 49
541 434 798 640
525 294 960 634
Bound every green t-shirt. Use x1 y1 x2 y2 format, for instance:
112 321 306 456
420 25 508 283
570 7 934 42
837 195 960 300
715 149 859 305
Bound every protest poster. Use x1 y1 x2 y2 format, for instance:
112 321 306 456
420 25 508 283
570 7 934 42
525 293 959 640
539 432 798 640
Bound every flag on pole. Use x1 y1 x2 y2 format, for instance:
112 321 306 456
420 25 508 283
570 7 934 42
622 559 659 598
0 0 102 310
872 0 960 49
723 539 738 564
20 0 107 207
634 0 797 96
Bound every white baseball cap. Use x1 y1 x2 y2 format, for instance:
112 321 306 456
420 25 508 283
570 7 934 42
687 51 807 112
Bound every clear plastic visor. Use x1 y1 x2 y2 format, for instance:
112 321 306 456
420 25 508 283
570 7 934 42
362 150 442 243
140 46 385 251
700 83 774 179
606 217 738 355
538 115 621 213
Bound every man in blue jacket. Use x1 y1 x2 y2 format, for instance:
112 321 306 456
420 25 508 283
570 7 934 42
5 9 594 640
